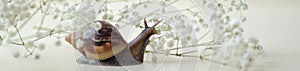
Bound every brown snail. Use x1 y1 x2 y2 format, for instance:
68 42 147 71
65 19 162 66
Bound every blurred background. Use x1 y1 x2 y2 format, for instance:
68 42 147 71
242 0 300 71
1 0 300 71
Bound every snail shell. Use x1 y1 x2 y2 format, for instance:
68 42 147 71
65 19 162 66
65 21 127 60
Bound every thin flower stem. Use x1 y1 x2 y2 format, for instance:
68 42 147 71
113 0 179 28
10 42 23 46
162 6 197 14
191 0 213 37
29 46 37 55
181 50 198 54
25 0 35 6
167 41 221 50
145 50 227 65
33 29 56 42
0 36 3 41
21 46 37 58
14 26 25 45
176 38 179 55
142 0 179 18
24 47 31 54
37 1 51 33
182 55 227 65
198 29 210 41
108 0 123 3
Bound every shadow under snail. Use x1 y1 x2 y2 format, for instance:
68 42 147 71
65 19 162 66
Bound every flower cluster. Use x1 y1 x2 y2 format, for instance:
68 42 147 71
71 1 96 31
0 0 32 25
0 0 33 45
192 0 264 70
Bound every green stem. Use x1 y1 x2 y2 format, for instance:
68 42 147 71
181 50 198 54
0 36 3 41
162 6 197 14
167 41 221 50
145 50 227 65
37 0 51 33
33 30 56 42
14 26 25 45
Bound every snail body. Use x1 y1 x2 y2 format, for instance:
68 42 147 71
65 19 162 66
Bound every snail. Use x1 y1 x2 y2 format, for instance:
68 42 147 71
65 19 162 66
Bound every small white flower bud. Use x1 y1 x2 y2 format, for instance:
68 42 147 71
241 4 248 10
241 16 247 23
167 40 175 47
247 37 259 44
233 28 244 35
35 54 41 60
229 19 241 28
102 14 108 20
13 51 20 58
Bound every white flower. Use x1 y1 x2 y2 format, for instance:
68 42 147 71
243 52 254 59
233 28 244 35
240 59 251 71
70 0 96 31
193 25 201 32
55 40 62 47
13 51 20 58
34 54 41 60
241 16 247 22
167 40 175 47
246 37 259 45
229 18 241 28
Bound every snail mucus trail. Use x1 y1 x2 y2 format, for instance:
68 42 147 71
65 19 162 66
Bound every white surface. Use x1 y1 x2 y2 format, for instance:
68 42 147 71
1 0 300 71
